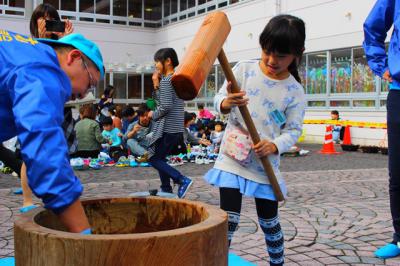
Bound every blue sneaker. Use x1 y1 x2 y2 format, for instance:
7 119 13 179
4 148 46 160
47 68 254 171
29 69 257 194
19 205 37 213
375 243 400 259
0 257 15 266
13 188 23 195
130 160 138 167
177 177 193 198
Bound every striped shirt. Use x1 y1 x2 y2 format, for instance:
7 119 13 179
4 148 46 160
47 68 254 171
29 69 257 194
149 74 184 156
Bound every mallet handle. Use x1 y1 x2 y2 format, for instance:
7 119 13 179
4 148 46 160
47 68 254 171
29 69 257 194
217 49 285 202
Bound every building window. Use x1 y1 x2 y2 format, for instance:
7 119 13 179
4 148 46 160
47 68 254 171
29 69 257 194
307 53 327 94
44 0 59 9
113 0 127 17
113 73 127 99
382 79 389 92
216 65 225 92
353 47 375 93
307 101 326 107
61 0 76 11
97 0 110 15
206 66 216 97
330 100 350 107
129 0 142 18
80 0 95 13
298 58 306 87
144 0 162 21
353 100 375 107
170 0 178 14
8 0 24 7
331 49 351 94
381 99 387 107
96 72 110 98
128 74 142 99
144 74 153 99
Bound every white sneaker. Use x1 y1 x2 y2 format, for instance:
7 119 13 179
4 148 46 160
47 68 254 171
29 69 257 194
70 158 84 169
195 156 204 165
204 158 210 164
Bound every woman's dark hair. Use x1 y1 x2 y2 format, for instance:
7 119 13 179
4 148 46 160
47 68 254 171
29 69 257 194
30 3 61 39
259 14 305 83
104 85 115 98
154 48 179 68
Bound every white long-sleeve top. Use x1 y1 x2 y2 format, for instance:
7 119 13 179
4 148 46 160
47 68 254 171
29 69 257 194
213 60 306 184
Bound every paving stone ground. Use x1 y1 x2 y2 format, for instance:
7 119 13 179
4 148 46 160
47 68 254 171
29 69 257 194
1 144 398 265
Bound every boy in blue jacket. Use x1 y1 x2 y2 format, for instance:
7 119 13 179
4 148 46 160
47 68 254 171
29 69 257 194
0 30 104 233
364 0 400 259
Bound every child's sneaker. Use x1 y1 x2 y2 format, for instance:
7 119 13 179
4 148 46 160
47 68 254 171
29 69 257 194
13 188 23 195
1 166 13 174
375 243 400 259
195 156 204 165
70 158 84 170
137 153 149 163
177 176 193 198
19 205 38 213
89 160 102 170
116 156 129 167
104 160 116 167
130 159 138 167
139 162 150 167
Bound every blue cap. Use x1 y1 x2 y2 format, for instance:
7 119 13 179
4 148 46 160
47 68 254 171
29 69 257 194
37 33 104 79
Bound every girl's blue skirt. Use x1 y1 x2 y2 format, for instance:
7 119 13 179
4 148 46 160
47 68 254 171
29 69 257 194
204 168 287 201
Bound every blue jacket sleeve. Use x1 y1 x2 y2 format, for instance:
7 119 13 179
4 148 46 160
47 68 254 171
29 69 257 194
363 0 394 77
8 64 83 214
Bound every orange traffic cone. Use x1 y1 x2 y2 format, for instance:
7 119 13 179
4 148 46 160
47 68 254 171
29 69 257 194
340 125 359 151
318 125 341 154
342 126 352 145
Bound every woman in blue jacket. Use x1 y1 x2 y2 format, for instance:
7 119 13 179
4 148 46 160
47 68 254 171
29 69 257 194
364 0 400 259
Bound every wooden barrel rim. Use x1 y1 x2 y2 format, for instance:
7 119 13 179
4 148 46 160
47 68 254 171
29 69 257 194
14 196 227 240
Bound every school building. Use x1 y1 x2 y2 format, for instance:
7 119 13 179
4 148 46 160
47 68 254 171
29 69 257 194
0 0 388 145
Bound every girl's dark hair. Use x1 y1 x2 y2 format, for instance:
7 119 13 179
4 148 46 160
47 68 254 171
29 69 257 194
104 85 115 98
30 3 61 39
79 104 96 120
259 14 306 83
154 48 179 68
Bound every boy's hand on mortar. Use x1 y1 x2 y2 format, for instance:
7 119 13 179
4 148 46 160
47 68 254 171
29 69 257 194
252 140 278 158
220 81 249 114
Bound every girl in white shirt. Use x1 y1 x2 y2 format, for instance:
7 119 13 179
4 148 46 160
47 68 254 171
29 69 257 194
204 14 306 266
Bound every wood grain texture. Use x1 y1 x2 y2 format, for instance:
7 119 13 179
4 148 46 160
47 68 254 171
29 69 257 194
171 11 231 100
14 197 228 266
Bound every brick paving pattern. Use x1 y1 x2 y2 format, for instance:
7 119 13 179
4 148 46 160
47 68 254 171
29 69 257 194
1 144 399 265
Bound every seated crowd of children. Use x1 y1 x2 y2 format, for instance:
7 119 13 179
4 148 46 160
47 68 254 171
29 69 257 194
69 100 226 170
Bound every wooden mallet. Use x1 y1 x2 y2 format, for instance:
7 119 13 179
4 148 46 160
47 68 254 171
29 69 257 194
171 11 285 201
